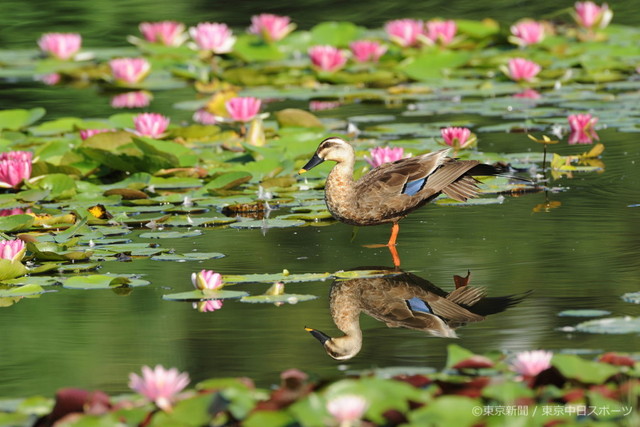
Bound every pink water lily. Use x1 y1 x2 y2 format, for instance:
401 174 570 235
109 57 151 85
139 21 187 46
37 33 82 60
424 19 457 46
308 45 347 72
441 127 476 150
568 113 599 144
505 57 541 82
510 350 553 377
349 40 387 63
79 129 112 140
129 365 190 411
110 91 152 109
384 19 423 47
574 2 613 30
364 147 409 168
133 113 170 138
191 269 223 291
225 97 262 123
326 394 368 424
189 22 236 54
510 20 545 46
0 151 32 189
192 299 223 312
248 14 296 42
0 239 26 262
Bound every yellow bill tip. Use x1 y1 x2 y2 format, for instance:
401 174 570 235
298 168 308 175
304 327 314 332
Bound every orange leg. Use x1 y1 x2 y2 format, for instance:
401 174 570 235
388 244 401 269
387 223 400 246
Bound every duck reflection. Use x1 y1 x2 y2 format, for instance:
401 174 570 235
306 268 529 360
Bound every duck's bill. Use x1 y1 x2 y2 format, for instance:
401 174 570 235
305 327 330 344
298 154 324 174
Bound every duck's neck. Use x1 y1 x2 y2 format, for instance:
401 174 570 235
325 159 357 221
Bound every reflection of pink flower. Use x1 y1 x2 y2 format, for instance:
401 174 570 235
506 58 541 82
364 147 408 168
225 97 262 123
441 127 475 149
191 269 223 291
510 20 545 46
189 23 235 53
39 73 61 86
193 109 218 125
79 129 111 140
574 2 613 30
248 14 296 42
309 100 341 111
510 350 552 377
568 113 599 144
424 20 457 46
133 113 170 138
109 58 151 84
110 91 152 109
129 365 189 411
192 300 223 312
308 45 347 72
349 40 387 63
326 395 368 423
385 19 423 47
513 88 542 99
38 33 82 60
139 21 187 46
0 239 26 262
0 151 32 189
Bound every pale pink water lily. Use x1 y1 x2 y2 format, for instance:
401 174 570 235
192 109 218 125
384 19 423 47
189 23 236 54
364 147 409 168
510 350 553 377
326 394 368 424
441 127 476 150
510 20 545 46
133 113 170 138
505 57 541 82
109 58 151 85
0 208 32 217
568 113 599 144
139 21 187 46
110 91 152 109
349 40 387 63
192 299 224 312
191 269 223 291
248 14 296 42
0 239 26 262
38 33 82 60
128 365 190 411
79 129 112 140
225 97 262 122
424 20 457 46
574 2 613 30
0 151 32 189
308 45 347 72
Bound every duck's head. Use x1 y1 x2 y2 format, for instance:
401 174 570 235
298 137 353 174
305 327 362 360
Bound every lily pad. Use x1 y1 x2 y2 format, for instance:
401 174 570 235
0 284 45 297
62 275 150 290
558 309 611 317
224 272 332 284
161 289 248 301
229 219 305 229
138 230 203 239
240 294 317 304
150 252 225 261
621 292 640 304
574 316 640 334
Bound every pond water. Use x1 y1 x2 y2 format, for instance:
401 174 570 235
0 0 639 401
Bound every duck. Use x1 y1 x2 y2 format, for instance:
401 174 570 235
305 268 528 360
299 137 505 251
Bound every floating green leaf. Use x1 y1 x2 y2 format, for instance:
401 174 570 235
223 272 331 284
575 316 640 334
62 275 150 289
138 230 203 239
0 214 34 232
0 284 45 297
0 108 46 131
558 309 611 317
240 293 317 304
552 354 619 384
150 252 225 261
622 292 640 304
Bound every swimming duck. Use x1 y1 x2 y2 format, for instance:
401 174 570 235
299 137 503 249
306 268 527 360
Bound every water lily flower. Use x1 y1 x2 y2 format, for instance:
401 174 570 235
326 394 368 425
109 58 151 85
364 147 409 168
424 19 457 46
308 45 348 72
0 239 26 262
37 33 82 60
510 350 553 377
510 20 545 46
133 113 170 138
188 22 236 54
349 40 387 63
574 2 613 30
568 113 599 144
192 300 223 312
139 21 187 46
0 208 32 217
0 151 32 189
225 97 262 123
192 109 218 125
248 13 296 42
191 269 223 291
79 129 112 140
384 19 423 47
128 365 190 411
441 127 476 150
110 91 153 109
505 57 541 82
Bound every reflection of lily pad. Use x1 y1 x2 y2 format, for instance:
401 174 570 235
575 316 640 334
621 292 640 304
240 294 317 304
162 289 248 301
63 275 150 289
558 309 611 317
150 252 225 261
